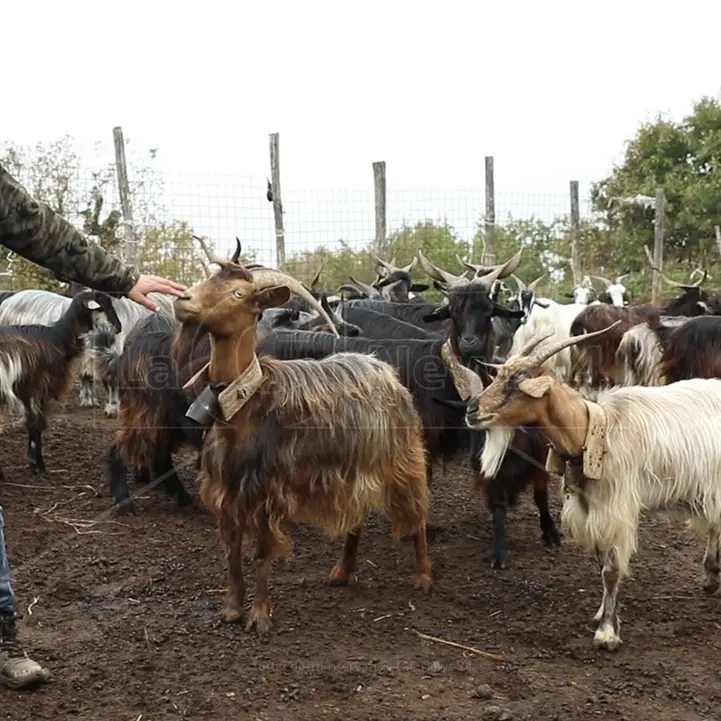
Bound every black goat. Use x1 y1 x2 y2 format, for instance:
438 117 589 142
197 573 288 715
0 290 121 475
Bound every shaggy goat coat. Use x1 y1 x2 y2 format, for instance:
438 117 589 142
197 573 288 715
560 378 721 576
199 352 429 549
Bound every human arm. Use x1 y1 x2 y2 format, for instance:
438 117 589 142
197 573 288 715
0 163 185 309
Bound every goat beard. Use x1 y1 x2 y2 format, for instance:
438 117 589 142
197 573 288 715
480 426 514 478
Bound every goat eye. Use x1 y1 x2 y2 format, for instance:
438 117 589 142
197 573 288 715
233 290 244 299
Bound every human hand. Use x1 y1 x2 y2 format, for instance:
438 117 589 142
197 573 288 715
128 274 187 312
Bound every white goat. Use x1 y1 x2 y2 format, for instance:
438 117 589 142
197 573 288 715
466 322 721 652
509 299 588 380
592 274 629 308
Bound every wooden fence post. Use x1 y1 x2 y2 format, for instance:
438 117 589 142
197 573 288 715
373 161 387 256
269 132 285 267
569 180 581 284
112 126 138 266
652 189 665 305
483 156 496 265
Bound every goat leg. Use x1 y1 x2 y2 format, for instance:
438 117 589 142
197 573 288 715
25 410 46 473
221 527 246 623
702 525 721 595
489 486 509 570
593 547 623 651
106 444 136 515
413 525 433 592
329 526 362 586
533 473 562 547
245 516 275 636
151 455 194 509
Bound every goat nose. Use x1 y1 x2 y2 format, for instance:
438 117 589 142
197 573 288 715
467 396 479 414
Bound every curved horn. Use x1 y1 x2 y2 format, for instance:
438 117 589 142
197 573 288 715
528 274 546 291
591 274 612 287
475 248 523 289
615 273 630 284
310 264 324 291
659 269 706 289
456 254 497 277
249 267 340 337
516 327 557 358
370 251 394 275
511 274 527 293
400 257 418 274
349 275 382 298
417 250 467 287
231 237 242 264
529 320 623 366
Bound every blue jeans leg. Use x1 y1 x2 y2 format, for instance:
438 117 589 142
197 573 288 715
0 506 16 614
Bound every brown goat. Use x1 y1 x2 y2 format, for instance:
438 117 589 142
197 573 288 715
569 304 656 392
174 259 432 635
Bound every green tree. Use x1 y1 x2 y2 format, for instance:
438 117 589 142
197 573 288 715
591 96 721 276
0 136 212 291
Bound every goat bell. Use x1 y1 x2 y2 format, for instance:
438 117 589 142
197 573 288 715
185 383 229 426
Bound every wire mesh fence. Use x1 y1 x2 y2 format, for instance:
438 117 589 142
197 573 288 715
0 136 597 292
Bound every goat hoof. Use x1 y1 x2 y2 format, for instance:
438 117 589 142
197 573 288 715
702 577 720 595
490 557 507 570
414 573 433 593
543 530 563 547
593 625 621 651
328 564 351 586
245 605 271 635
115 500 136 516
221 605 245 624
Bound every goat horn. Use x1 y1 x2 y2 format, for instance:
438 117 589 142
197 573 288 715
474 248 523 289
417 250 467 286
591 275 612 287
657 269 705 289
370 251 394 274
615 273 630 284
400 257 417 274
510 274 527 293
528 274 546 290
456 254 496 277
310 264 324 291
192 234 225 267
248 267 340 337
349 275 381 298
231 237 242 264
529 320 623 367
516 327 558 358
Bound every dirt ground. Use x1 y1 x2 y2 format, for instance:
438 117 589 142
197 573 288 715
1 401 719 721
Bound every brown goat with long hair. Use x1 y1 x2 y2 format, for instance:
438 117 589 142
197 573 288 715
174 256 432 635
569 304 656 392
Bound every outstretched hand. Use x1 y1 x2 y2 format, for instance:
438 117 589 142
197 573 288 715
128 274 187 312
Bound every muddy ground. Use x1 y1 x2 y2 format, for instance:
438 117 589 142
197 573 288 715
0 401 718 721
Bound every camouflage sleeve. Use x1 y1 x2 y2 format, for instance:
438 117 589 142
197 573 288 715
0 163 140 295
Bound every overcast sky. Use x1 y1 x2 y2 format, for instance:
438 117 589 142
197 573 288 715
5 0 721 266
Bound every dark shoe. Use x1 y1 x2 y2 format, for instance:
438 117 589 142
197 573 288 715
0 613 50 689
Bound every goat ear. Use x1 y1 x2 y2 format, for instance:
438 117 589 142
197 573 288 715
410 283 430 293
518 376 554 398
255 285 291 310
493 302 524 320
423 305 450 322
87 300 101 310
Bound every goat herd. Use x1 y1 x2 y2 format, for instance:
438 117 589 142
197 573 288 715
1 239 720 653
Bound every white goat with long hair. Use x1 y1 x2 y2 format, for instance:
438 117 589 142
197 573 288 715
465 321 721 652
